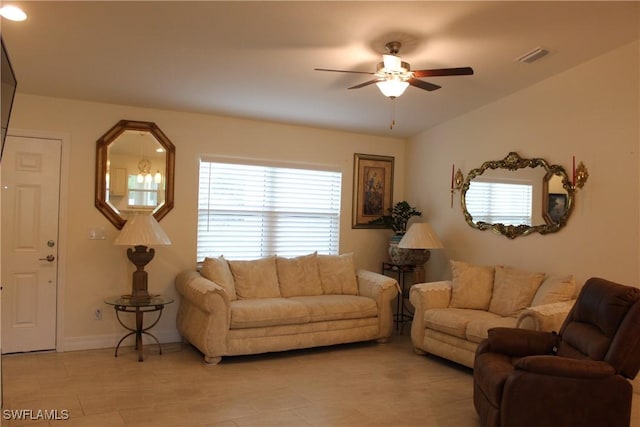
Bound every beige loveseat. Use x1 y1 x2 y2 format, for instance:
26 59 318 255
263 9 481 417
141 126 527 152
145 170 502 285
176 253 399 364
410 260 578 368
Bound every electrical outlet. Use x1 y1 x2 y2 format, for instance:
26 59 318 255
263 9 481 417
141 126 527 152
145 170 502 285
94 308 102 320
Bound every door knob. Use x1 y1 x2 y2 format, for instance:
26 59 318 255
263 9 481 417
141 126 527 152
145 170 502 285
39 254 55 262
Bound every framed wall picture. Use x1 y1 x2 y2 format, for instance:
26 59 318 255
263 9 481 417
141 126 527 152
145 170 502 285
352 153 394 228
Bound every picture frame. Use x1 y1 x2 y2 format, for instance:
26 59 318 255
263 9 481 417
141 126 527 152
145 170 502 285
352 153 394 228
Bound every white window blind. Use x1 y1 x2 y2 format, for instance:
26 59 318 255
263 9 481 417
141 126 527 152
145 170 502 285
197 160 342 261
466 181 533 226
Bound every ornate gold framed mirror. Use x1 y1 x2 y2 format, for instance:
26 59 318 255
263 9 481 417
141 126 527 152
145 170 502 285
461 152 575 239
95 120 175 229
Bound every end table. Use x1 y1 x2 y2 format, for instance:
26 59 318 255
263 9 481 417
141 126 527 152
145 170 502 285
382 261 415 333
104 294 174 362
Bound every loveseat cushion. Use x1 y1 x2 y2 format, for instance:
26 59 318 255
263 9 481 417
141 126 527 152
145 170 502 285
465 316 518 344
489 266 545 317
230 298 310 328
449 260 495 310
317 253 359 295
201 256 237 301
276 253 324 297
290 295 377 322
424 308 503 340
228 256 281 299
531 275 576 306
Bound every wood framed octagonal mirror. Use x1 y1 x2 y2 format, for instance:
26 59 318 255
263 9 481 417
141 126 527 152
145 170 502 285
95 120 175 229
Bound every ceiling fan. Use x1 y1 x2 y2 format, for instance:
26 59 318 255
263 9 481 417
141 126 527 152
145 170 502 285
315 41 474 98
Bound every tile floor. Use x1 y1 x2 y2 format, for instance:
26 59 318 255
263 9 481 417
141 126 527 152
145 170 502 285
1 333 639 427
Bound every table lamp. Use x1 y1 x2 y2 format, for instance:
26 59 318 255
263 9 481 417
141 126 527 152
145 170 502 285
113 214 171 301
398 223 443 283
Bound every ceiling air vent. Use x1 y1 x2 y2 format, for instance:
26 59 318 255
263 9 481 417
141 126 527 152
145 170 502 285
515 47 549 64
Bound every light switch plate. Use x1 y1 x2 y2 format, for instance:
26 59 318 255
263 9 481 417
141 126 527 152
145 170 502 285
88 227 106 240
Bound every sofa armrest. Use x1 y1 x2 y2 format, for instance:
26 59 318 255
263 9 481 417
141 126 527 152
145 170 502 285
357 269 399 340
409 281 452 311
409 281 452 351
175 270 231 362
175 270 231 313
516 299 576 332
357 269 400 299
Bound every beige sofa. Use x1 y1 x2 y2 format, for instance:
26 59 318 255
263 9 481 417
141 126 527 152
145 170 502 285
176 252 399 364
410 260 578 368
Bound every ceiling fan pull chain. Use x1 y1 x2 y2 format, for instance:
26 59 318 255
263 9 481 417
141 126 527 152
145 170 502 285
389 98 396 130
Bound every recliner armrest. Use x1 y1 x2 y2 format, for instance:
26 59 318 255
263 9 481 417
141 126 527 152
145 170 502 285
515 355 616 379
485 327 559 357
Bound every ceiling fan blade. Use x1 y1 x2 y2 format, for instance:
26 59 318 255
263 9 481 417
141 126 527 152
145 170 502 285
408 78 441 91
412 67 474 78
314 68 375 75
348 79 381 90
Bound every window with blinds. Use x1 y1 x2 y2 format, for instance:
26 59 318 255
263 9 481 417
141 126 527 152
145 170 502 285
197 160 342 261
466 181 533 226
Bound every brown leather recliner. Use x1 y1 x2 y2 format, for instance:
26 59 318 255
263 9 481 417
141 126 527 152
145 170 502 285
473 277 640 427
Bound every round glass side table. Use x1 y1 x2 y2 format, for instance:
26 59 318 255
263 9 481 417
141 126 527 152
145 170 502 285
104 294 174 362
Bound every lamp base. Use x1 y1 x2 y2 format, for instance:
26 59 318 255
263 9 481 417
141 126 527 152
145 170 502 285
410 250 431 283
125 245 155 302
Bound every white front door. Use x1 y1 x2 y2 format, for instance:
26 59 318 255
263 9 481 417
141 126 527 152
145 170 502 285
1 136 61 353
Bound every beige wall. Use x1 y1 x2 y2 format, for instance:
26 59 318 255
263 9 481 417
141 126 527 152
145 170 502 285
7 96 405 350
405 41 640 288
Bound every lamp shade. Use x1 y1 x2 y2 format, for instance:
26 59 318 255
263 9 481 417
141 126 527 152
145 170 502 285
398 223 443 249
113 214 172 246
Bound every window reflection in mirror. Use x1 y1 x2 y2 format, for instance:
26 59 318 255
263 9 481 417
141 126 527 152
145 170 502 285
466 178 533 226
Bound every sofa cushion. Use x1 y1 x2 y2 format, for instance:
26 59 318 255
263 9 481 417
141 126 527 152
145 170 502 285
531 274 576 306
465 316 518 344
276 253 324 297
317 253 358 295
290 295 377 322
449 260 495 310
230 298 310 328
489 266 545 317
424 308 502 340
228 256 281 299
200 256 237 301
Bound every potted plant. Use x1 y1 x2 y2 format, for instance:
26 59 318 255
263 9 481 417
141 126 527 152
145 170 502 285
381 201 422 235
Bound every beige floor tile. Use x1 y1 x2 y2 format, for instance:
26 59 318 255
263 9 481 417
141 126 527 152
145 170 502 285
2 334 639 427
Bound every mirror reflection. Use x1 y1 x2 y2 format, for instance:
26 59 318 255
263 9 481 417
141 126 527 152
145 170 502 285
107 131 166 215
461 152 573 239
95 120 175 229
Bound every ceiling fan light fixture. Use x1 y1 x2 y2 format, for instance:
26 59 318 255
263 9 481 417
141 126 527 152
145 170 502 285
376 79 409 98
0 5 27 21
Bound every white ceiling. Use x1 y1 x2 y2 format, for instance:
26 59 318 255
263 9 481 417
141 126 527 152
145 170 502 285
2 1 639 138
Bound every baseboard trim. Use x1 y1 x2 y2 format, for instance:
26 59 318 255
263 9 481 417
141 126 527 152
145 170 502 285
61 329 182 352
